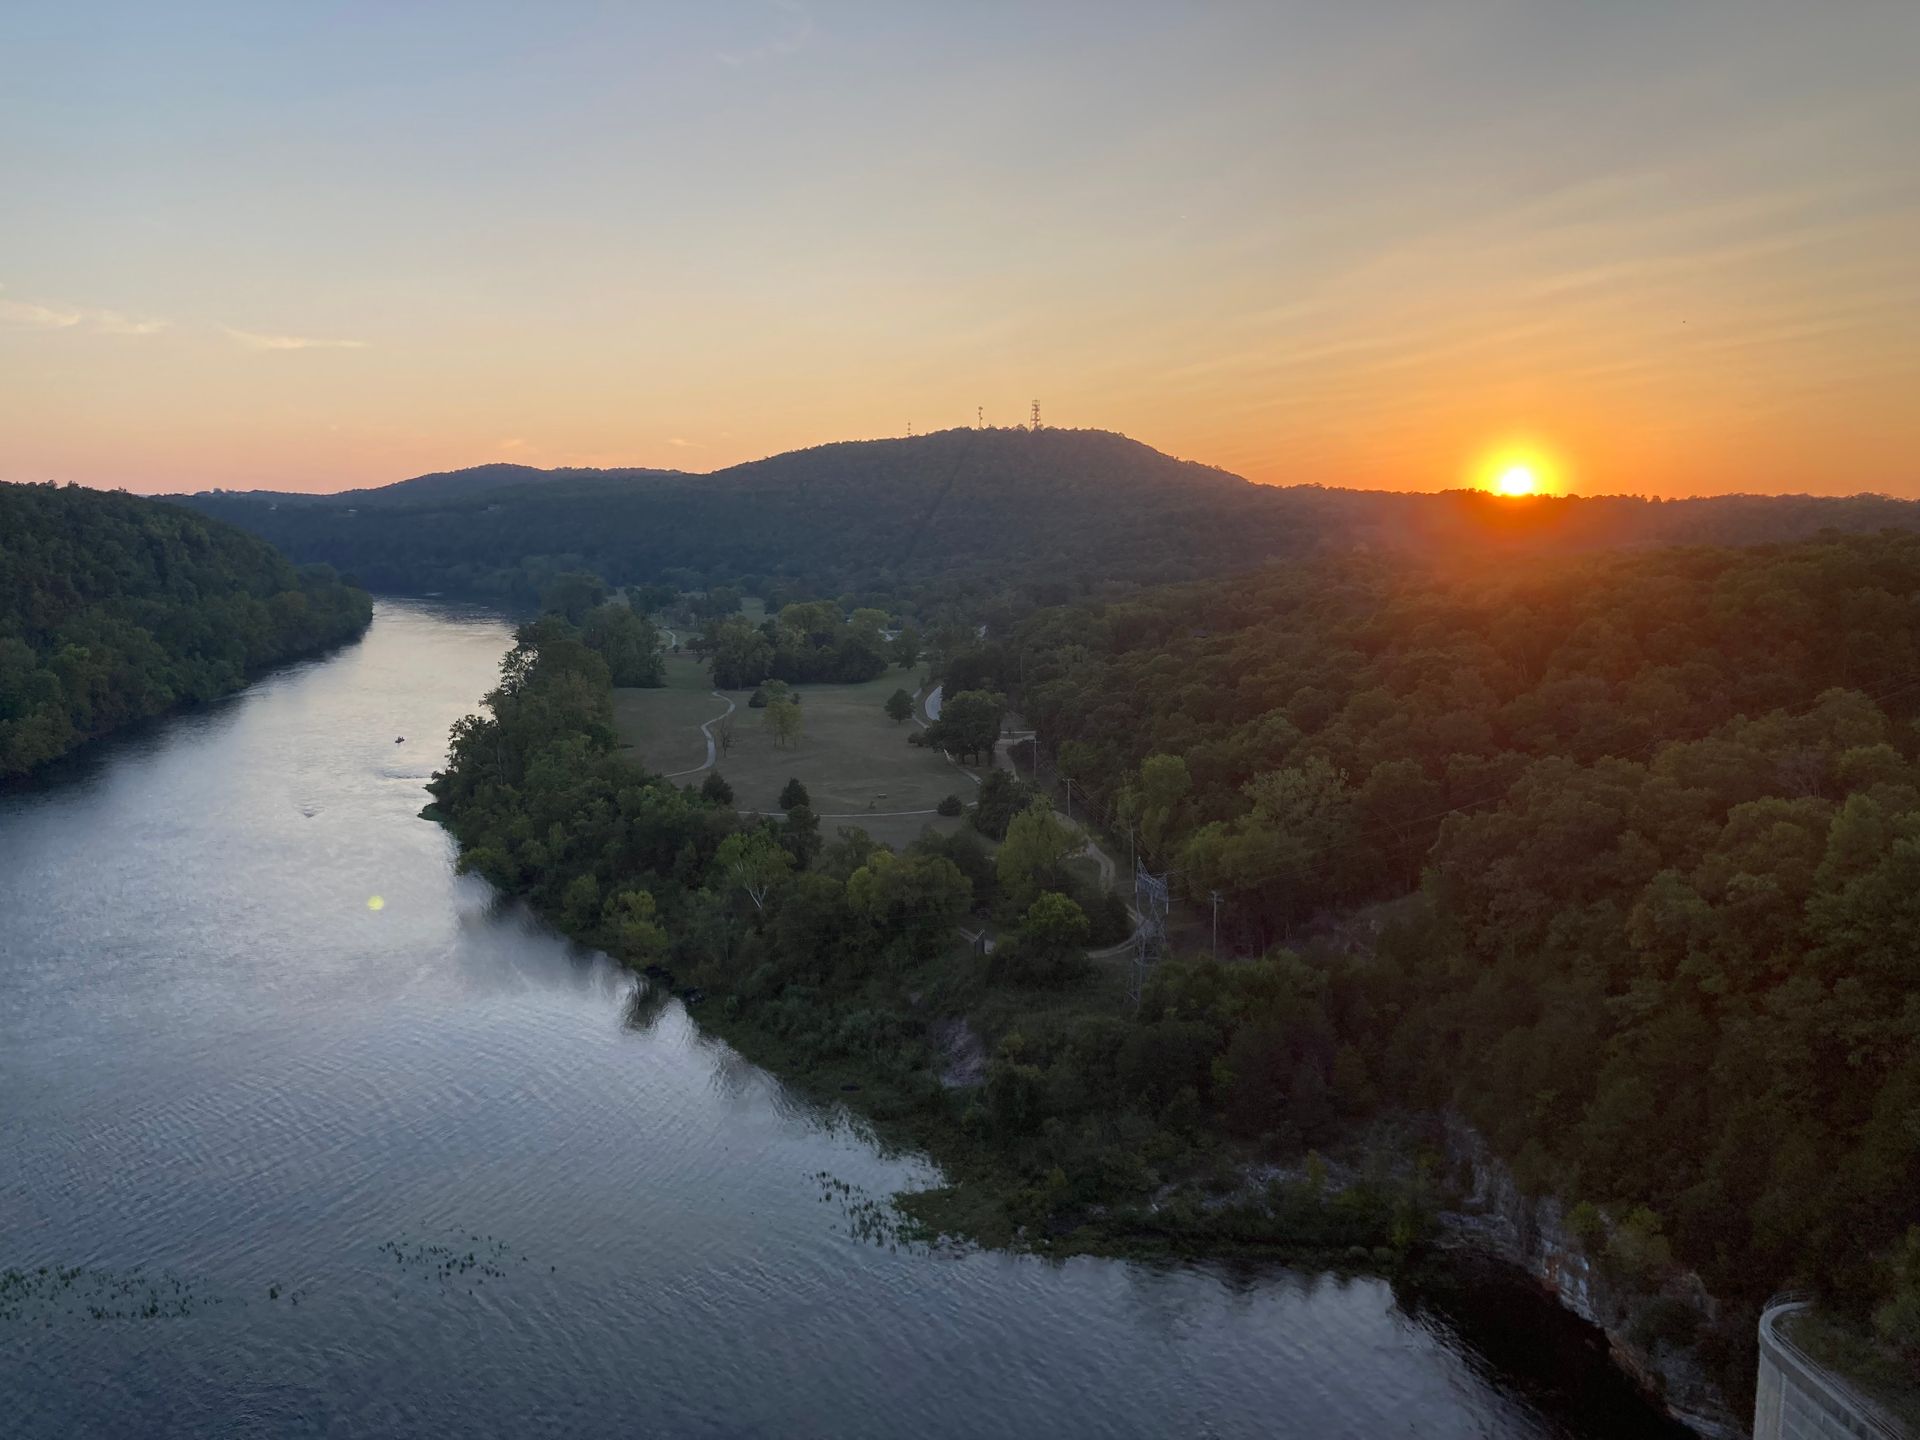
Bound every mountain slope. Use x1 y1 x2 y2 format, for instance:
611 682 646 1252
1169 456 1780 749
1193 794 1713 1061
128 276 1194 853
176 427 1920 607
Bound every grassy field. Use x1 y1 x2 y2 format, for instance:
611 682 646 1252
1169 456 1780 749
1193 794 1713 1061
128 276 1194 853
615 654 990 849
612 655 731 778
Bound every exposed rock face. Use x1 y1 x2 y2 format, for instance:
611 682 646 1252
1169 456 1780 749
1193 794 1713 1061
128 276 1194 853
932 1017 986 1090
1440 1116 1746 1440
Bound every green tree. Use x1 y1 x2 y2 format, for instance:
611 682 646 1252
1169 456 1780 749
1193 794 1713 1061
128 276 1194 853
542 571 607 626
781 802 822 869
607 888 667 963
714 827 792 914
997 799 1076 912
778 777 810 810
926 689 1004 764
891 627 921 668
767 696 803 749
845 850 972 958
582 601 664 687
885 688 914 724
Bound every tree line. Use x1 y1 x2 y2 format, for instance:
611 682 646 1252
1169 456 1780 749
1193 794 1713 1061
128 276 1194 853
0 481 372 779
180 426 1920 622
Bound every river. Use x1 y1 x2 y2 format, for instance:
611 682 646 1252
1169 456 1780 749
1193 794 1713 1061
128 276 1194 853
0 600 1693 1438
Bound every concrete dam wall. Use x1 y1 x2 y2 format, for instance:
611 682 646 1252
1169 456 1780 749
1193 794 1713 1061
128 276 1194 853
1753 1297 1910 1440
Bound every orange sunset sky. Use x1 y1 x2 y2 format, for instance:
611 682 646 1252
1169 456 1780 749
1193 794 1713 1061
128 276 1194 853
3 2 1917 499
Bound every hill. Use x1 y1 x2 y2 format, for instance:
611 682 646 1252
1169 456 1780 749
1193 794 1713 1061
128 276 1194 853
176 427 1920 609
205 461 688 509
0 481 372 779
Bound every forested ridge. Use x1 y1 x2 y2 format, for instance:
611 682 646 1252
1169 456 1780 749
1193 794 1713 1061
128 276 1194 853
978 531 1920 1374
0 481 372 778
178 427 1920 611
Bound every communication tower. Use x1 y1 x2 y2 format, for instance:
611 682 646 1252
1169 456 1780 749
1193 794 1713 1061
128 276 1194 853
976 405 983 429
1031 399 1042 431
1130 866 1170 1007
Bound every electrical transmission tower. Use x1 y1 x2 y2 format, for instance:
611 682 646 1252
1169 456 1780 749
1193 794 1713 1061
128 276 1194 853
1130 865 1170 1007
1030 398 1042 431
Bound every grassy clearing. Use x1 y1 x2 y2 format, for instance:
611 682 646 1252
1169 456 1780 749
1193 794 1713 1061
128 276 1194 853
615 655 994 849
612 655 729 777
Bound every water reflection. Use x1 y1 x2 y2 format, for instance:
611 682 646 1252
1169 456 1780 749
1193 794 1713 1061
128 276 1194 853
0 600 1693 1440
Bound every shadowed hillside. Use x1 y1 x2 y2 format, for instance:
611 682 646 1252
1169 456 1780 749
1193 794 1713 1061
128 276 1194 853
177 427 1920 607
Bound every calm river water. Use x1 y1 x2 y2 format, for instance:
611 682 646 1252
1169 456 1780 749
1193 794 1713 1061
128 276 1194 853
0 600 1693 1438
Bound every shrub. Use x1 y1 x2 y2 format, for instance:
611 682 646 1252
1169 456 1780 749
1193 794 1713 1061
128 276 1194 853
936 794 964 817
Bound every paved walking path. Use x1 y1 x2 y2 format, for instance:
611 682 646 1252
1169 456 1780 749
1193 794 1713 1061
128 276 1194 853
660 691 736 779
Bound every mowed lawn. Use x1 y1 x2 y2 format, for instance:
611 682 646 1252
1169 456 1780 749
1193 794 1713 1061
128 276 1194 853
612 655 730 777
616 656 991 849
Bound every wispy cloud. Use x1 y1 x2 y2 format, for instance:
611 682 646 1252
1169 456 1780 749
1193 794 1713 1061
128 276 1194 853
717 0 813 66
667 436 703 448
0 286 169 336
223 327 368 352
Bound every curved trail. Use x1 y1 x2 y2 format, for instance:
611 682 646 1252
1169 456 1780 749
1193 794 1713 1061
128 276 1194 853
660 692 736 779
913 684 984 788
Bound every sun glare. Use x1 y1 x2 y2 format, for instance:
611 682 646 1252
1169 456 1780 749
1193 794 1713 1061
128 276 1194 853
1494 465 1537 496
1472 446 1564 497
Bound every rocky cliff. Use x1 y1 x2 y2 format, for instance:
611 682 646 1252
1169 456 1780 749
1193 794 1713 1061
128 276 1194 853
1440 1116 1748 1439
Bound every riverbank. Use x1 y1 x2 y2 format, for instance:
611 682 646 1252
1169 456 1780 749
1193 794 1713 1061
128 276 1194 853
3 597 1709 1440
425 614 1741 1436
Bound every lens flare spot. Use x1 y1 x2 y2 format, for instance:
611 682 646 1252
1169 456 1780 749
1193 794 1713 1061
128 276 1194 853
367 895 385 911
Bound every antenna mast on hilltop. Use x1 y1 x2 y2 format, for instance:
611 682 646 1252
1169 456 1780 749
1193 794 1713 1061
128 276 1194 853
976 405 983 429
1030 399 1042 431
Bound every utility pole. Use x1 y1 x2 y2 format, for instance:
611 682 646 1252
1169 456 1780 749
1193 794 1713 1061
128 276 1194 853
1210 891 1222 961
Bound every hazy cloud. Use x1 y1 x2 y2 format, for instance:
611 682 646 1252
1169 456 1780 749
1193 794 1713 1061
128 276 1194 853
224 327 368 352
667 437 703 448
0 286 168 336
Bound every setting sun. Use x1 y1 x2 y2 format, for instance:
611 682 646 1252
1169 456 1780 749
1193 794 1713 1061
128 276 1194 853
1472 445 1565 497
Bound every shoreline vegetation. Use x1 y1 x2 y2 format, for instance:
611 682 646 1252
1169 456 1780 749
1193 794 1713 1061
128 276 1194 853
429 533 1920 1432
424 613 1437 1275
1 482 372 780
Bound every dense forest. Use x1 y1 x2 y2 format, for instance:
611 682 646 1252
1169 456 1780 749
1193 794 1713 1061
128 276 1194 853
689 600 897 687
424 528 1920 1408
177 427 1920 612
0 481 373 779
967 532 1920 1376
428 613 1434 1268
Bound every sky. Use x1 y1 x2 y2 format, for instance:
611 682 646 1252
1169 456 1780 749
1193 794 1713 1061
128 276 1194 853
2 1 1916 498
